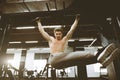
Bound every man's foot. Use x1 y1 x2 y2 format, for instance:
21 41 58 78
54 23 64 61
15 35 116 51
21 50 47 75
102 48 120 67
97 43 116 63
96 47 106 57
32 17 40 22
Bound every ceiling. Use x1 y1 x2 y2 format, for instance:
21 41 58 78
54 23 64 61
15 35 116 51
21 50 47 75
0 0 74 13
0 0 119 15
0 0 119 49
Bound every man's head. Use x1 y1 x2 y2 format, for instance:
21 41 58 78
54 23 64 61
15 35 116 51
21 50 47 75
54 28 63 40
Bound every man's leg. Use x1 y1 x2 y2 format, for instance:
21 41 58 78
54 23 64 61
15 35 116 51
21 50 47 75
50 43 117 69
50 51 95 69
63 51 95 61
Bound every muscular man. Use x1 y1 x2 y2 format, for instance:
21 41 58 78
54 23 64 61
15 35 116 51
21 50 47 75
35 14 117 69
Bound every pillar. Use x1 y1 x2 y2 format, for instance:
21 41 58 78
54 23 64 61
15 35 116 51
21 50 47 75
77 65 88 80
18 49 27 78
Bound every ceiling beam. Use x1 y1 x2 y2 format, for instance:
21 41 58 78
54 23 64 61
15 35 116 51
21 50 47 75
2 10 106 27
8 40 101 48
6 0 51 3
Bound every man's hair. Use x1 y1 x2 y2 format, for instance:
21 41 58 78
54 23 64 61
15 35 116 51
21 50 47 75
54 27 63 33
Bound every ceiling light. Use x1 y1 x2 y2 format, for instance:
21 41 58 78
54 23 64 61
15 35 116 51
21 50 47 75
68 38 95 42
25 41 38 43
79 38 95 41
9 41 21 44
16 26 35 29
43 25 62 28
68 39 75 42
50 8 56 11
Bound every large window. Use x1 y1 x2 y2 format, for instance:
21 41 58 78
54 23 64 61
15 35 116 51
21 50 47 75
34 59 47 73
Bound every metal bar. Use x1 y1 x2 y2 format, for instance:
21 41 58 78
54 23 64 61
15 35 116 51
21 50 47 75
23 0 31 12
54 0 57 10
0 24 11 54
88 38 97 47
63 1 65 10
6 0 50 3
46 3 50 12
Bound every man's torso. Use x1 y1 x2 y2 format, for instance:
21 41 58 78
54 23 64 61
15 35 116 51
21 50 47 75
49 37 68 54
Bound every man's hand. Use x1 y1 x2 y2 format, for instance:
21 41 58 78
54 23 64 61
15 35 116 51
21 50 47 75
33 17 41 22
76 14 80 21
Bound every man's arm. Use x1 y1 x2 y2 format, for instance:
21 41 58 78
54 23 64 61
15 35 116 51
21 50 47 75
36 19 52 41
65 14 80 40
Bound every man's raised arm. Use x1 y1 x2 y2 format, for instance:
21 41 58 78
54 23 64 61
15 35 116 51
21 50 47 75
36 18 52 41
65 14 80 40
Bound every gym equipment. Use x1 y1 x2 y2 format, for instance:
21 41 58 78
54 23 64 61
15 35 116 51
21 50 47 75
0 63 16 80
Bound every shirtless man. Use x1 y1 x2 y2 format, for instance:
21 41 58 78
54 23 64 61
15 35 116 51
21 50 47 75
35 14 117 69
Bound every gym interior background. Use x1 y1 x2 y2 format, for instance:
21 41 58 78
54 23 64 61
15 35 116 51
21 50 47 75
0 0 120 80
